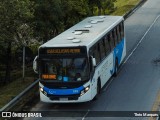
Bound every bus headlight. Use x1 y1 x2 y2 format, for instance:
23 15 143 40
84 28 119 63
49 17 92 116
40 87 43 92
40 87 47 96
80 85 90 96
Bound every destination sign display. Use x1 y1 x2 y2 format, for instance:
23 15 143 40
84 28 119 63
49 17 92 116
42 74 57 80
47 48 80 54
39 47 87 56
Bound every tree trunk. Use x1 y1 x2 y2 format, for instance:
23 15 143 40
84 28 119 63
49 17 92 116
5 41 12 83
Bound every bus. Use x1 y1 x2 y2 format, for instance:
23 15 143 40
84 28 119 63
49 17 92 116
33 16 126 103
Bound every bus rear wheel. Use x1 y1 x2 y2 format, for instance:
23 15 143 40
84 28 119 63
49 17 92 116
113 59 119 77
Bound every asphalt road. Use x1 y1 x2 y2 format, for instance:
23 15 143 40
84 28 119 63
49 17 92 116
24 0 160 120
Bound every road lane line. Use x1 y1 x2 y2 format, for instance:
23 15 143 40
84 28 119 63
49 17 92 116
123 15 160 64
123 14 160 120
101 15 160 92
123 15 160 120
82 109 90 120
81 14 160 120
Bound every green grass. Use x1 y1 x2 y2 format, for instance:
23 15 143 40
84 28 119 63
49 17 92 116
0 67 36 108
112 0 141 15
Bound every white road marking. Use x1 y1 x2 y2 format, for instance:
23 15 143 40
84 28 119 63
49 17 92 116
82 109 90 120
123 15 160 64
81 13 160 120
103 15 160 92
94 15 160 96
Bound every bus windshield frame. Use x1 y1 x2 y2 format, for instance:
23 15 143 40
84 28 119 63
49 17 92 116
38 46 90 82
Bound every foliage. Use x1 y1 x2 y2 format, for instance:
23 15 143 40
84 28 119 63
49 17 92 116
87 0 116 15
102 0 117 15
0 0 34 42
0 0 34 82
112 0 140 15
33 0 90 42
0 0 117 82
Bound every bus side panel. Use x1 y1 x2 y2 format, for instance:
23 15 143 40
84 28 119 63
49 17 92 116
91 68 99 99
100 53 114 88
121 38 126 63
114 38 126 66
91 53 114 99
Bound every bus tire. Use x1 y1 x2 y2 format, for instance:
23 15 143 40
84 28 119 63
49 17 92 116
93 79 101 100
113 59 118 77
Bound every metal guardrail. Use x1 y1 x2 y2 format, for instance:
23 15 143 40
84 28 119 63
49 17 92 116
0 79 39 112
0 0 147 113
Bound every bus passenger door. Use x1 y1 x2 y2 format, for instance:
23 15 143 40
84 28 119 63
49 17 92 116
89 56 98 99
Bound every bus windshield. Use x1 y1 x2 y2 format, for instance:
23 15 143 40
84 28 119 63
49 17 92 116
40 57 89 82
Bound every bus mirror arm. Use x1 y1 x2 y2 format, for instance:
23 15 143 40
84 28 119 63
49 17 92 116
33 56 39 74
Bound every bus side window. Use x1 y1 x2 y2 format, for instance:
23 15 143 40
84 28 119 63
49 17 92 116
109 32 114 50
120 22 124 39
117 25 121 42
89 49 94 71
99 39 105 60
102 38 106 55
93 45 100 65
104 35 111 55
113 29 118 46
97 43 101 61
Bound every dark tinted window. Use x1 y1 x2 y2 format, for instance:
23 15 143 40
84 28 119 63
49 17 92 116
104 35 111 55
109 32 114 50
117 25 121 42
120 22 124 39
99 39 106 60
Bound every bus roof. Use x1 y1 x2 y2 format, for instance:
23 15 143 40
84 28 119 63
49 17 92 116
40 16 123 49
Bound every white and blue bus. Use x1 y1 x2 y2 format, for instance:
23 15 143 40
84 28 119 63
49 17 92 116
33 16 126 103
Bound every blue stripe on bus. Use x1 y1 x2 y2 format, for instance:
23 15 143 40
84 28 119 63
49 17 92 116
114 39 125 65
43 86 84 95
110 39 125 75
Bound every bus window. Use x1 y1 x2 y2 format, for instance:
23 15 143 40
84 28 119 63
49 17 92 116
102 38 106 55
93 45 100 65
120 22 124 39
113 29 118 46
117 25 121 42
99 39 106 60
104 36 111 55
89 48 94 71
109 32 114 50
97 43 102 61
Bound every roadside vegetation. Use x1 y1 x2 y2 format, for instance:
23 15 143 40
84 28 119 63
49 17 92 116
112 0 140 15
0 0 141 108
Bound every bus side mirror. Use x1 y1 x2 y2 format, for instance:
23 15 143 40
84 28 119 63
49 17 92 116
33 56 38 74
90 56 96 67
92 57 96 67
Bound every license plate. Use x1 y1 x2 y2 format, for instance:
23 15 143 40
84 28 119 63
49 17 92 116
60 98 68 101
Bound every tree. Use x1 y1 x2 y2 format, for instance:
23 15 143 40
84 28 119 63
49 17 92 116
0 0 34 82
101 0 117 15
87 0 116 15
60 0 90 29
33 0 89 42
33 0 63 42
